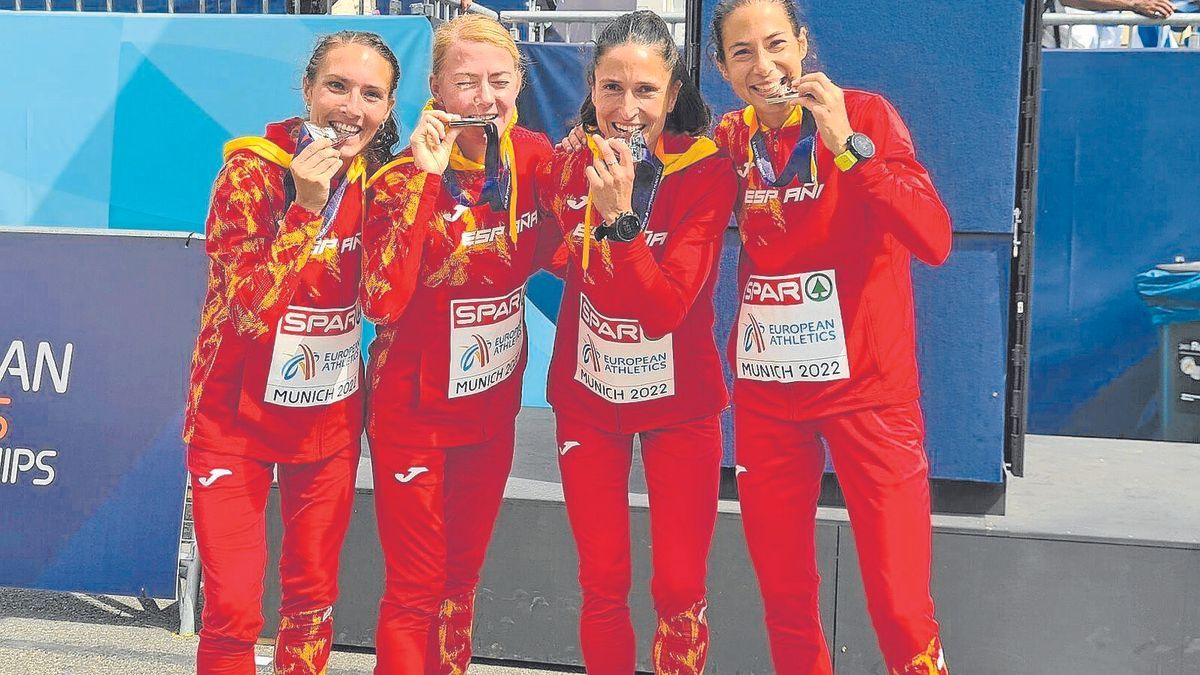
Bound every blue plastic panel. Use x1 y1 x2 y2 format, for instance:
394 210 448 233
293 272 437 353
1030 50 1200 439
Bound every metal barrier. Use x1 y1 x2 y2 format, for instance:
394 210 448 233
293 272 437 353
1044 11 1200 48
408 0 686 44
3 0 682 32
6 0 334 14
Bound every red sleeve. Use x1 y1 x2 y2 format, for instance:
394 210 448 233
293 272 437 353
361 165 441 324
605 158 737 339
843 95 952 266
531 155 569 278
712 113 733 154
205 152 325 339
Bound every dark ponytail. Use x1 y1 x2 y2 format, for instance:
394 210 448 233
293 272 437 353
579 10 711 137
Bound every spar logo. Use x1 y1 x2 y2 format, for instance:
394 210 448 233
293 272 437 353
452 287 524 329
580 297 642 344
580 336 603 373
281 307 359 336
743 315 766 354
805 273 833 302
282 344 317 381
461 334 491 372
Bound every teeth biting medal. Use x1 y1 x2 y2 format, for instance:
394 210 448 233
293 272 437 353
449 113 500 128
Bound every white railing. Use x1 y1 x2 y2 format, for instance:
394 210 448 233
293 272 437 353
1043 11 1200 48
408 0 686 44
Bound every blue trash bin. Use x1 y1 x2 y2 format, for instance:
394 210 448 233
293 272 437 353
1136 263 1200 442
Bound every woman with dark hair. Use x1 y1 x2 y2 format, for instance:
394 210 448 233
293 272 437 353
361 14 558 675
183 31 400 675
709 0 952 673
533 10 736 673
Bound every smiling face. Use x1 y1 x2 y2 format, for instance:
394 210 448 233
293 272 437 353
302 43 395 164
716 0 808 114
590 42 681 150
429 40 520 146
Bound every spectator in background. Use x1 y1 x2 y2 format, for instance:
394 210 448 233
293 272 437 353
1045 0 1180 48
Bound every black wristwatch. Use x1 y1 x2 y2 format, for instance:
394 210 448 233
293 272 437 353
594 212 644 243
834 132 876 172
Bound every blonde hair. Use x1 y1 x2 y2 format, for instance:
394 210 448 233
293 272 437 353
431 14 525 84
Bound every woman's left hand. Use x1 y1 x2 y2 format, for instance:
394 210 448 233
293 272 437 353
584 134 635 224
788 72 855 154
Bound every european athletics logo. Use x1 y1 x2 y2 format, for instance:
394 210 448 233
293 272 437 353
461 335 490 372
580 336 603 373
743 315 766 354
282 344 317 381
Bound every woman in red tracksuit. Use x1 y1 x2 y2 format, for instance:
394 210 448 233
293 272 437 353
534 11 736 674
710 1 953 673
361 16 557 675
183 32 401 675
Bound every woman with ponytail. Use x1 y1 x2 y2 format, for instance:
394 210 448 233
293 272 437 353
360 15 558 675
533 10 736 673
183 31 401 675
710 0 952 672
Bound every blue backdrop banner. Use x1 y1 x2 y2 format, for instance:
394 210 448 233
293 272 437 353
0 230 208 598
0 13 432 232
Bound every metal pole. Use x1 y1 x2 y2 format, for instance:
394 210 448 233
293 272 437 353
231 0 237 13
178 548 201 637
1043 12 1199 27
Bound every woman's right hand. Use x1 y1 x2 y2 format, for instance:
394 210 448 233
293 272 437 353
410 110 463 176
290 136 342 213
555 125 588 153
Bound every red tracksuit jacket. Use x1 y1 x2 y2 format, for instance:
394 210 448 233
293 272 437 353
714 91 951 421
536 133 738 433
362 125 555 447
184 118 367 463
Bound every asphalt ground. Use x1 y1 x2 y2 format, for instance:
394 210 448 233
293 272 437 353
0 588 564 675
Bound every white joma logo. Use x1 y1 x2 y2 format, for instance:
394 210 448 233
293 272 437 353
444 205 469 222
566 196 588 210
197 468 232 487
735 161 752 179
559 441 581 456
735 465 748 476
395 466 429 483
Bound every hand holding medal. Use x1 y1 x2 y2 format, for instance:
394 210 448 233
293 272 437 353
290 132 342 213
410 109 465 175
784 72 854 154
584 133 635 225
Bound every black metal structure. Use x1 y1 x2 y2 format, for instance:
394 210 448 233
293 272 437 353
1004 0 1044 478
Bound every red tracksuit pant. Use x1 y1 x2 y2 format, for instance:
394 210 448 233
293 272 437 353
555 414 722 675
734 401 948 675
188 443 359 675
369 424 515 675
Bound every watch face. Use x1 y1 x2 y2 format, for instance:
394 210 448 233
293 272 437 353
613 214 645 242
850 133 876 159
